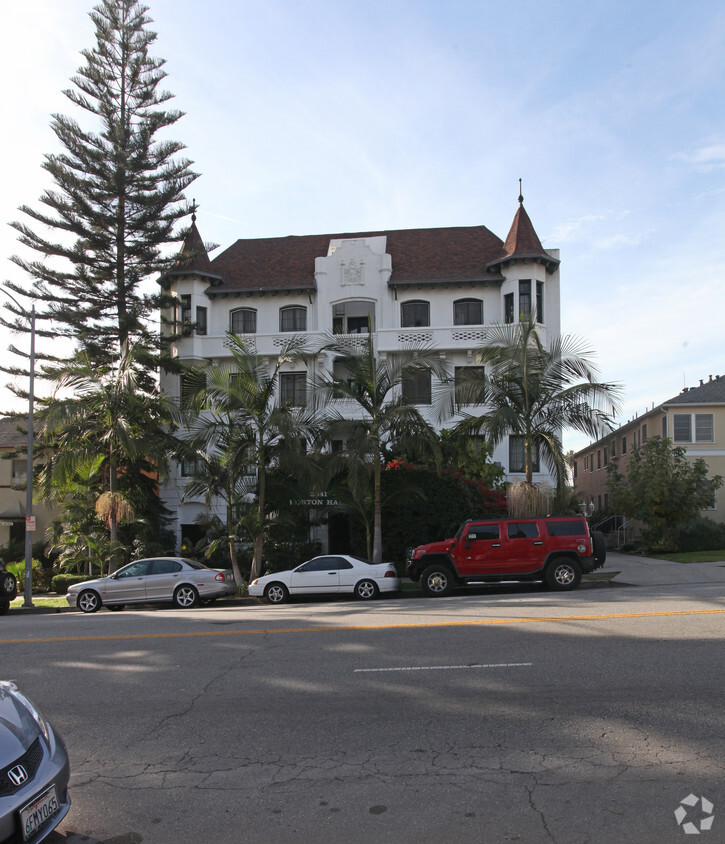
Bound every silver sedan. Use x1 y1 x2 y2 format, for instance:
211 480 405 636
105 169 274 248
0 681 71 843
66 557 236 612
249 554 400 603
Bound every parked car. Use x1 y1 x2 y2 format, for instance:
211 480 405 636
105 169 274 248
66 557 236 613
407 515 606 596
0 681 71 842
0 562 18 616
249 555 400 603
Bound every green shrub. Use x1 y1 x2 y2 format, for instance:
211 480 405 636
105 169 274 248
51 574 97 595
671 517 725 552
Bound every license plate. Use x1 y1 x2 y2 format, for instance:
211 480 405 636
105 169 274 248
20 785 59 841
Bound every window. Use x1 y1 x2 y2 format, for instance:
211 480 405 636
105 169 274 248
195 306 207 336
346 316 370 334
504 292 514 324
597 450 601 469
545 520 587 537
695 414 714 442
151 560 182 575
466 524 500 541
603 446 608 466
674 413 714 443
642 424 648 443
519 280 532 319
402 371 432 405
509 436 539 474
536 281 544 324
622 436 627 454
280 373 307 407
662 416 667 438
11 459 26 483
508 522 539 539
180 295 192 336
611 438 616 458
180 456 198 477
453 298 483 326
573 461 578 479
280 306 307 332
400 300 430 328
454 367 485 405
180 371 205 410
231 308 257 334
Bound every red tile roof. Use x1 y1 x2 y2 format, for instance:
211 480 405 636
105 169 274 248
487 201 559 273
207 224 510 294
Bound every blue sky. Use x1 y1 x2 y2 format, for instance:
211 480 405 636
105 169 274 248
2 0 724 451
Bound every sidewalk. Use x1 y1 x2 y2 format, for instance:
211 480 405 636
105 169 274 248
589 551 725 588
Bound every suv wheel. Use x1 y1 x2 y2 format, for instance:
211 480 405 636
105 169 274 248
546 557 582 591
420 565 454 597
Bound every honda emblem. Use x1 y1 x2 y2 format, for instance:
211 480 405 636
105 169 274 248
8 764 28 786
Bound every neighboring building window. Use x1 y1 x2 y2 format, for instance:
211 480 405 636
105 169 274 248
573 461 578 479
454 367 485 405
231 308 257 334
603 446 608 466
597 450 601 469
662 416 667 437
642 424 647 442
280 373 307 407
401 300 430 328
11 459 26 483
695 414 714 442
611 437 616 458
504 292 514 324
622 436 627 453
280 306 307 332
536 281 544 324
402 371 432 405
519 280 532 319
195 306 207 336
509 436 539 474
453 298 483 326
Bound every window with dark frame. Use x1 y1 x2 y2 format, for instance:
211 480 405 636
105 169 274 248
509 435 539 474
504 292 514 324
400 300 430 328
195 306 207 336
280 372 307 407
453 298 483 326
401 371 432 405
280 306 307 332
230 308 257 334
454 366 485 405
519 280 532 319
536 281 544 324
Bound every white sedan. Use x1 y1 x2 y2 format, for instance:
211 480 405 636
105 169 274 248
249 555 400 603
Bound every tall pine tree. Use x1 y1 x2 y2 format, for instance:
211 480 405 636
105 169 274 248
2 0 197 379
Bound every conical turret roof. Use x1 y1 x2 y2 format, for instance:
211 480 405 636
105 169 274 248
487 188 559 273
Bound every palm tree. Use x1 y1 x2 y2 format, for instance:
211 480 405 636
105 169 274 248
314 332 450 563
36 342 179 571
455 314 621 487
184 332 318 583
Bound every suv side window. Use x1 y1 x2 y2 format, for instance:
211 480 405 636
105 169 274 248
507 522 539 539
467 524 500 541
545 519 587 537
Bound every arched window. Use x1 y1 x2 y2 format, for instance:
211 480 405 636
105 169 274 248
280 306 307 332
453 298 483 325
400 300 430 328
230 308 257 334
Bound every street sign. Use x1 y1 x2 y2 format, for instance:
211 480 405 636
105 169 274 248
25 516 36 532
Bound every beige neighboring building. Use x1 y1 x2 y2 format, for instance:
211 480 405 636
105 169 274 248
572 375 725 525
0 417 55 552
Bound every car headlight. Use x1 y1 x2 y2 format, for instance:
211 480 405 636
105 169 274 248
0 681 50 742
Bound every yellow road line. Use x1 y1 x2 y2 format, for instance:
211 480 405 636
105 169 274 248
1 608 723 645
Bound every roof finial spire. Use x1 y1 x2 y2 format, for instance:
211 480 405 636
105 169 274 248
518 178 524 205
191 198 198 223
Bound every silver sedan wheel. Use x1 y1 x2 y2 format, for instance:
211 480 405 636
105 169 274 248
355 579 378 600
78 590 101 613
174 584 199 608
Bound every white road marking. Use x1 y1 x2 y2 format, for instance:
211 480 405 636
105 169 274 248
354 662 533 673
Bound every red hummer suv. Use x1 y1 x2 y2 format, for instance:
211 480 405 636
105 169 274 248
407 516 606 596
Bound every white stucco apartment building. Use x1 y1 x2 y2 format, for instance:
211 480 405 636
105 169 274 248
159 196 562 550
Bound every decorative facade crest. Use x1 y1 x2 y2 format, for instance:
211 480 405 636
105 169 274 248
341 258 364 287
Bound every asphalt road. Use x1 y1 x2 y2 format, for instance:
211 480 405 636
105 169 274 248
2 582 724 844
